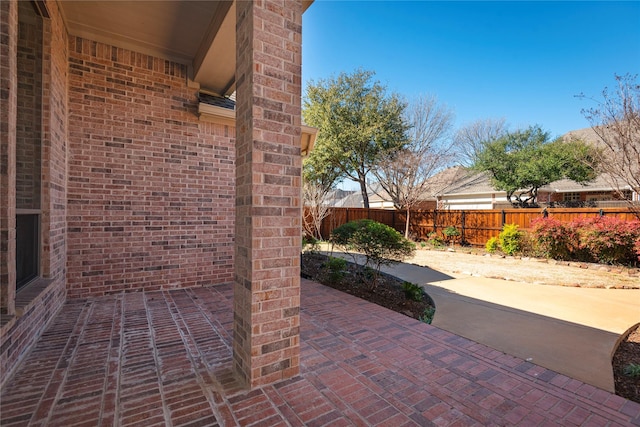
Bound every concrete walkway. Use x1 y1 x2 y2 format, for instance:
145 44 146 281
379 259 640 393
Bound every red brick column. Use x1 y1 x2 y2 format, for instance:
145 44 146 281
0 0 17 315
234 0 303 388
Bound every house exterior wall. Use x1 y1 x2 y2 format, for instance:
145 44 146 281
2 0 303 391
1 0 68 389
66 38 235 298
439 193 506 210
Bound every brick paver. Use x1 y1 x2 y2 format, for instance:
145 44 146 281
1 279 639 426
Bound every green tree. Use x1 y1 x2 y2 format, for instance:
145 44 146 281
303 69 409 208
475 126 599 207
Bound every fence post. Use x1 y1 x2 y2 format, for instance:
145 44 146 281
599 209 605 217
346 208 349 223
433 210 438 234
501 210 506 227
461 210 466 244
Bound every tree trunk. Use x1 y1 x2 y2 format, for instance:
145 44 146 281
359 177 369 208
405 206 410 238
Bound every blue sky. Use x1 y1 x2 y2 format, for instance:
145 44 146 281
302 1 640 139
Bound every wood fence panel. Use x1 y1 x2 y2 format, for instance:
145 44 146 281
317 207 636 247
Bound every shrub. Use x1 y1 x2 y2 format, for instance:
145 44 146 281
402 281 423 302
330 219 416 288
324 256 347 283
427 232 445 248
498 224 523 256
442 226 460 244
530 217 573 260
572 216 640 265
485 236 500 253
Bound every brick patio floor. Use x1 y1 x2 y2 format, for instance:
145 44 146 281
1 278 639 426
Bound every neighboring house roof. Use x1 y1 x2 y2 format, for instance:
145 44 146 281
437 169 497 196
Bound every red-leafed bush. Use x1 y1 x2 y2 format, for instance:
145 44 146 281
530 217 574 260
530 216 640 266
572 216 640 265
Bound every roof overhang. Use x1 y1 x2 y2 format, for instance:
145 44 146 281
59 0 313 96
198 103 317 156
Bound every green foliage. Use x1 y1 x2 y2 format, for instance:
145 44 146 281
402 281 423 302
474 126 598 207
485 237 500 253
302 235 320 253
623 363 640 378
419 307 436 324
303 69 409 208
330 219 416 287
324 256 347 283
443 226 460 245
498 224 523 256
427 232 445 248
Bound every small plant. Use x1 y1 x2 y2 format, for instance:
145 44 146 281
623 363 640 378
419 307 436 324
324 256 347 283
443 226 460 245
420 241 427 248
485 236 500 253
427 232 445 248
303 235 320 252
499 224 523 256
402 281 423 302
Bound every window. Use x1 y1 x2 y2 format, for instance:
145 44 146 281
563 192 581 202
15 1 44 291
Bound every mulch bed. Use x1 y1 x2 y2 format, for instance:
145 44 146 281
612 324 640 403
300 252 435 321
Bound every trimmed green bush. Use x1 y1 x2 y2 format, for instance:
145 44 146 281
324 256 347 283
330 219 415 288
498 224 523 256
485 236 500 253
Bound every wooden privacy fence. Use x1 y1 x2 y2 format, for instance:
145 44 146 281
315 207 637 247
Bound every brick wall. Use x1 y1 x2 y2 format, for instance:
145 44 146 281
1 0 17 314
1 0 68 389
233 0 302 388
66 38 235 297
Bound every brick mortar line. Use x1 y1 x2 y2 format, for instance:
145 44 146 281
143 291 174 426
100 293 124 426
31 300 94 425
165 289 230 425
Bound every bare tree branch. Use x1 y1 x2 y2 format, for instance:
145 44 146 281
453 118 508 167
578 73 640 217
373 95 456 237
